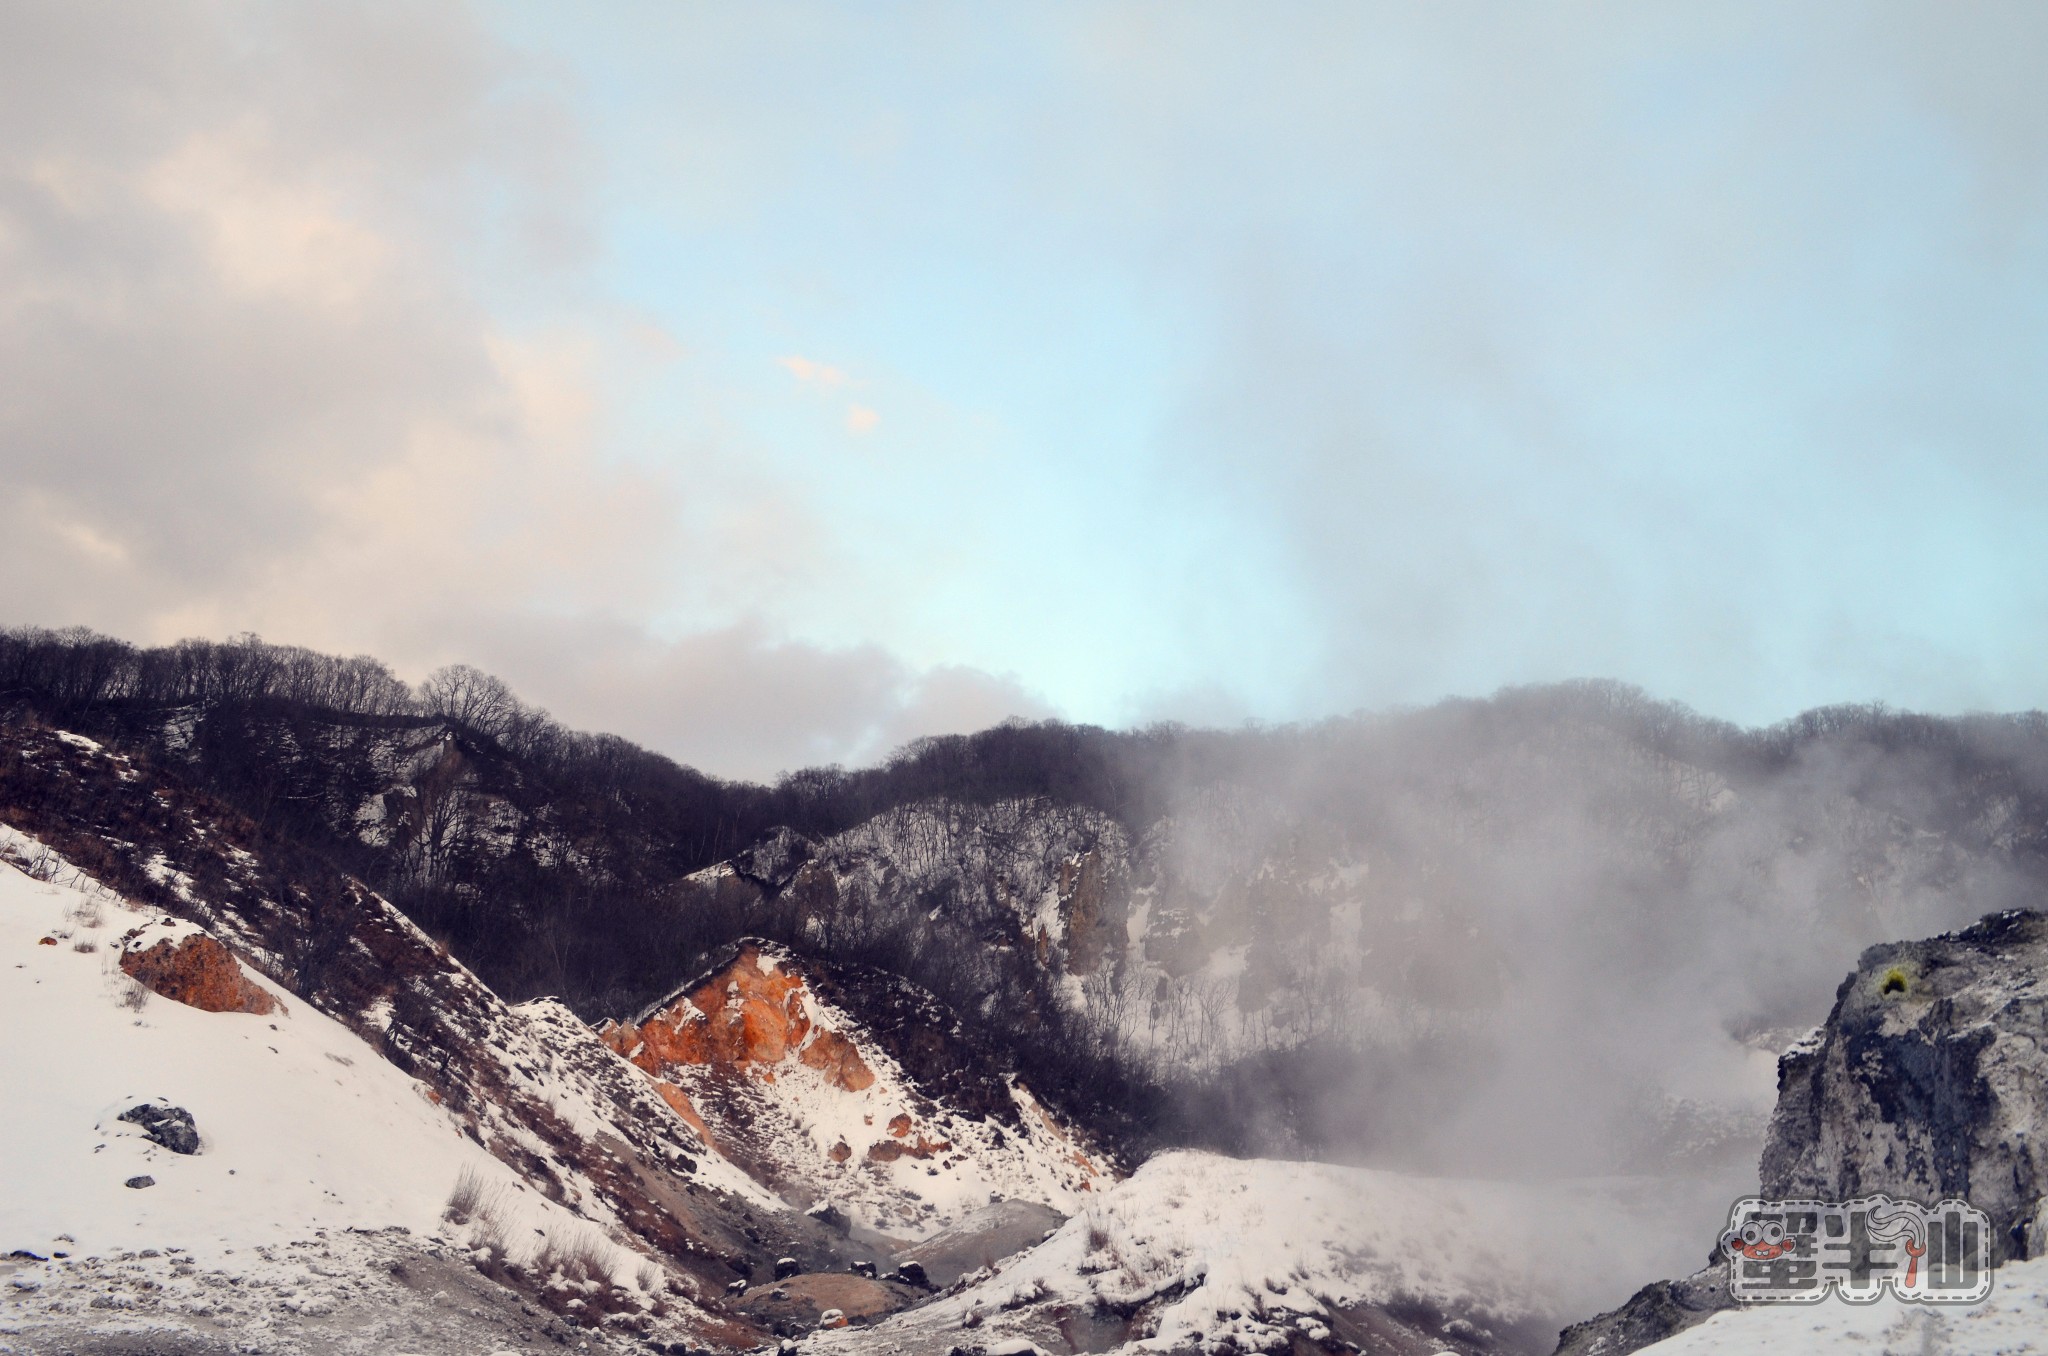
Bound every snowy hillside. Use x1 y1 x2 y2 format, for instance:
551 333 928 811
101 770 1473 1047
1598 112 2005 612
812 1150 1743 1356
0 829 693 1353
1637 1255 2048 1355
602 941 1110 1241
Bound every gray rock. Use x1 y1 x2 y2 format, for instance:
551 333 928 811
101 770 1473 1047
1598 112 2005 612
118 1102 200 1155
124 1175 155 1189
1554 909 2048 1355
1760 909 2048 1262
1553 1262 1732 1356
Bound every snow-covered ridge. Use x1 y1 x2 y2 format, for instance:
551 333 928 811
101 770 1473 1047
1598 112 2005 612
602 940 1111 1241
814 1150 1736 1356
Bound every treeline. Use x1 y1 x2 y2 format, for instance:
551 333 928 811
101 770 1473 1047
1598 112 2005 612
12 625 2048 858
0 626 416 718
0 624 1237 847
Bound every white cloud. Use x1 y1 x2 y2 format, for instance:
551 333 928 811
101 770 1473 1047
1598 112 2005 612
777 353 852 386
0 1 1042 778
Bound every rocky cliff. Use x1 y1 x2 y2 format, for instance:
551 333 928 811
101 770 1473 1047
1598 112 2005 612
1556 906 2048 1356
1759 908 2048 1263
601 940 1109 1241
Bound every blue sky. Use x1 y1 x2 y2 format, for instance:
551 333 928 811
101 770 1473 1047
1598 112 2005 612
4 3 2046 775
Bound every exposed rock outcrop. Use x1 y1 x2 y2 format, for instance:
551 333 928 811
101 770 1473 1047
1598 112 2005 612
117 1102 201 1155
603 943 876 1093
1760 908 2048 1262
119 927 275 1015
1555 908 2048 1355
1553 1264 1732 1356
602 940 1109 1239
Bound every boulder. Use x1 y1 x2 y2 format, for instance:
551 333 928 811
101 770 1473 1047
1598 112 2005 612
123 1175 154 1189
118 1102 200 1154
120 930 274 1015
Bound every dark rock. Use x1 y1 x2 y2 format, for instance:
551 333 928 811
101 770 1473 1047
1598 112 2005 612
773 1256 800 1280
118 1102 201 1155
732 828 814 890
1760 909 2048 1262
807 1202 851 1235
124 1175 155 1189
1555 909 2048 1355
892 1260 929 1288
1552 1263 1732 1356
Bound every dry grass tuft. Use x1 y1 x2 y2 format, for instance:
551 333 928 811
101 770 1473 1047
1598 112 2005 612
443 1163 492 1225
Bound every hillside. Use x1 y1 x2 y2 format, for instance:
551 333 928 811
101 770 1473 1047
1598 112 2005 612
0 718 1110 1352
10 626 2048 1353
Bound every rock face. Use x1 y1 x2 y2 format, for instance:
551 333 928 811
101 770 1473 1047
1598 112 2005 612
1760 908 2048 1263
603 944 877 1093
601 941 1109 1240
1554 908 2048 1356
118 1102 201 1155
1553 1266 1732 1356
119 928 275 1015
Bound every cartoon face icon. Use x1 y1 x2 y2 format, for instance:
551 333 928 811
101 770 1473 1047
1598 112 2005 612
1724 1219 1792 1261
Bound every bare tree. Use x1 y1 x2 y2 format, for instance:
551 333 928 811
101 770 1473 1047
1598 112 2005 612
418 664 518 739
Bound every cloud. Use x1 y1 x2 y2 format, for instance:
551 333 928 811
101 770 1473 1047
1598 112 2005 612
0 1 1040 778
777 353 853 387
844 404 880 433
404 613 1050 782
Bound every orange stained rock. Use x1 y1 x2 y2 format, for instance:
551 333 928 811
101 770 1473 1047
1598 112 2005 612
866 1134 951 1162
650 1079 715 1149
606 945 874 1090
798 1028 876 1092
621 946 809 1070
121 934 275 1015
886 1113 913 1138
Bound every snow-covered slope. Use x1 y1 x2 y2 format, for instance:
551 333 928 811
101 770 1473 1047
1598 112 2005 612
1637 1254 2048 1355
0 721 967 1350
810 1150 1740 1356
602 941 1110 1242
0 830 689 1352
2 833 476 1251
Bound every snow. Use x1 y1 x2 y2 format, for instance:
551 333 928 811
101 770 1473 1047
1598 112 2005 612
816 1150 1743 1355
651 954 1106 1239
0 825 658 1323
1640 1253 2048 1354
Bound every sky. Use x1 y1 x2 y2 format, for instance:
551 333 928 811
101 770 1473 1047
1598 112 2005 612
2 2 2045 780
